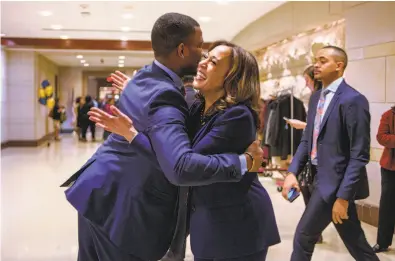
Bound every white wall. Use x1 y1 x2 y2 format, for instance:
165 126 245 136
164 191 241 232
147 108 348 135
343 1 395 205
1 47 8 143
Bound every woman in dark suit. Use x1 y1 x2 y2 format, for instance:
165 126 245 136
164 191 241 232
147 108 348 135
89 41 280 260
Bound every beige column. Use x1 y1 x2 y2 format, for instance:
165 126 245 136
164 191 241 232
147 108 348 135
5 50 37 141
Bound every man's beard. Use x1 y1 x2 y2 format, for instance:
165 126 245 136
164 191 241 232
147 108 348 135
180 64 198 77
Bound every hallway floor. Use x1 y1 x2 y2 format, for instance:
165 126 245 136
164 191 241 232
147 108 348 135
1 135 394 261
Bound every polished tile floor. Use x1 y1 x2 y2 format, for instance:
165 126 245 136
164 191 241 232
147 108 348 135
1 135 394 261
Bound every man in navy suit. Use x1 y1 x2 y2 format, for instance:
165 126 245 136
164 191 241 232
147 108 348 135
283 46 379 261
62 13 263 261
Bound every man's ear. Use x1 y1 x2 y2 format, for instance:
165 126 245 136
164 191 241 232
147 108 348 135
336 61 344 71
177 43 185 59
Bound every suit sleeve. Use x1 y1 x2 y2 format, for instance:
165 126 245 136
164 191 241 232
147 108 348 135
131 89 243 186
377 111 395 148
288 95 315 176
336 95 371 200
193 106 255 156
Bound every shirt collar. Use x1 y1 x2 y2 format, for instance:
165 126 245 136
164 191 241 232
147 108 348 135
324 76 343 94
154 60 183 89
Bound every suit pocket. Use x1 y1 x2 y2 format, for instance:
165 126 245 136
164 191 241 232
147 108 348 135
209 200 252 223
335 163 347 174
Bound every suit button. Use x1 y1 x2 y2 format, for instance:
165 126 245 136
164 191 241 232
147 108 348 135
231 169 237 177
191 205 196 212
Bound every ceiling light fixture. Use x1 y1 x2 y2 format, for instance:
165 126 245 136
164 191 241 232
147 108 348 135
84 63 89 67
76 55 83 59
39 10 53 16
216 0 229 5
198 16 212 22
120 36 128 42
119 64 125 68
118 60 125 64
80 60 86 63
51 24 63 30
119 56 125 59
60 35 69 40
122 13 134 19
121 26 130 32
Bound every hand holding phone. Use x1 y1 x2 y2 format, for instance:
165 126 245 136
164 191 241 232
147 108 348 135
287 187 300 203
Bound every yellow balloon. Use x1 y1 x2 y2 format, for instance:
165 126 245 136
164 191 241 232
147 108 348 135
45 85 53 97
38 88 46 99
47 97 55 109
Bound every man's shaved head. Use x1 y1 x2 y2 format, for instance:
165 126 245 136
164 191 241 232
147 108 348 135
322 45 348 70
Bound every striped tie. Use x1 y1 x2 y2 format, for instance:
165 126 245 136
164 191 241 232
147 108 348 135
311 89 330 161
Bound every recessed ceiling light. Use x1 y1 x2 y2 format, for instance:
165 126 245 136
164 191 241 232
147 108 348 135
84 63 89 67
118 60 125 64
216 0 229 5
80 60 86 63
119 56 125 59
199 16 212 22
120 36 128 42
121 26 130 32
39 11 53 16
0 33 5 37
122 13 134 20
119 64 125 68
60 35 69 40
51 24 63 30
76 55 83 59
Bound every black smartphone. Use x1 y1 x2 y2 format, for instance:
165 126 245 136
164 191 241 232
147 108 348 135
287 187 300 203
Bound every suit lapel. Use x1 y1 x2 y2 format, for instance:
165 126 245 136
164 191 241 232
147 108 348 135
318 81 345 135
191 113 221 147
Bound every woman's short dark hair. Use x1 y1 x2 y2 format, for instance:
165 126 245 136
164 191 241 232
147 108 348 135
303 65 322 91
197 40 261 127
151 13 200 57
85 95 92 103
182 75 195 85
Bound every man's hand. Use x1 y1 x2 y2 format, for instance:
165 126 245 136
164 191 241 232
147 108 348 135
286 119 307 130
245 140 263 172
332 198 349 224
111 70 131 92
282 173 300 200
88 106 138 142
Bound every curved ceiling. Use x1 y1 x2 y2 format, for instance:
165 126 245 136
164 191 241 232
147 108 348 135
1 1 285 42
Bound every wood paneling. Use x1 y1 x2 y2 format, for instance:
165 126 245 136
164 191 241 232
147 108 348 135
1 132 54 149
1 37 213 51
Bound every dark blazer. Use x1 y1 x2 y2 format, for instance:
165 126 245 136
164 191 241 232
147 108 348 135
187 102 280 259
62 63 244 260
377 107 395 171
289 80 370 202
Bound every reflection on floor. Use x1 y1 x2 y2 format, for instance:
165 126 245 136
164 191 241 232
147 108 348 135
1 136 394 261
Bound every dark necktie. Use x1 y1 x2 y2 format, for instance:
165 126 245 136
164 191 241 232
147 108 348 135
180 86 186 97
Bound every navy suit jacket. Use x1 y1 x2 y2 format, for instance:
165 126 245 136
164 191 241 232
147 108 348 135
289 80 370 202
62 63 244 260
187 102 280 259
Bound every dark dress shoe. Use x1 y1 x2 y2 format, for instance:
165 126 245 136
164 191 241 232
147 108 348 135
372 244 389 253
